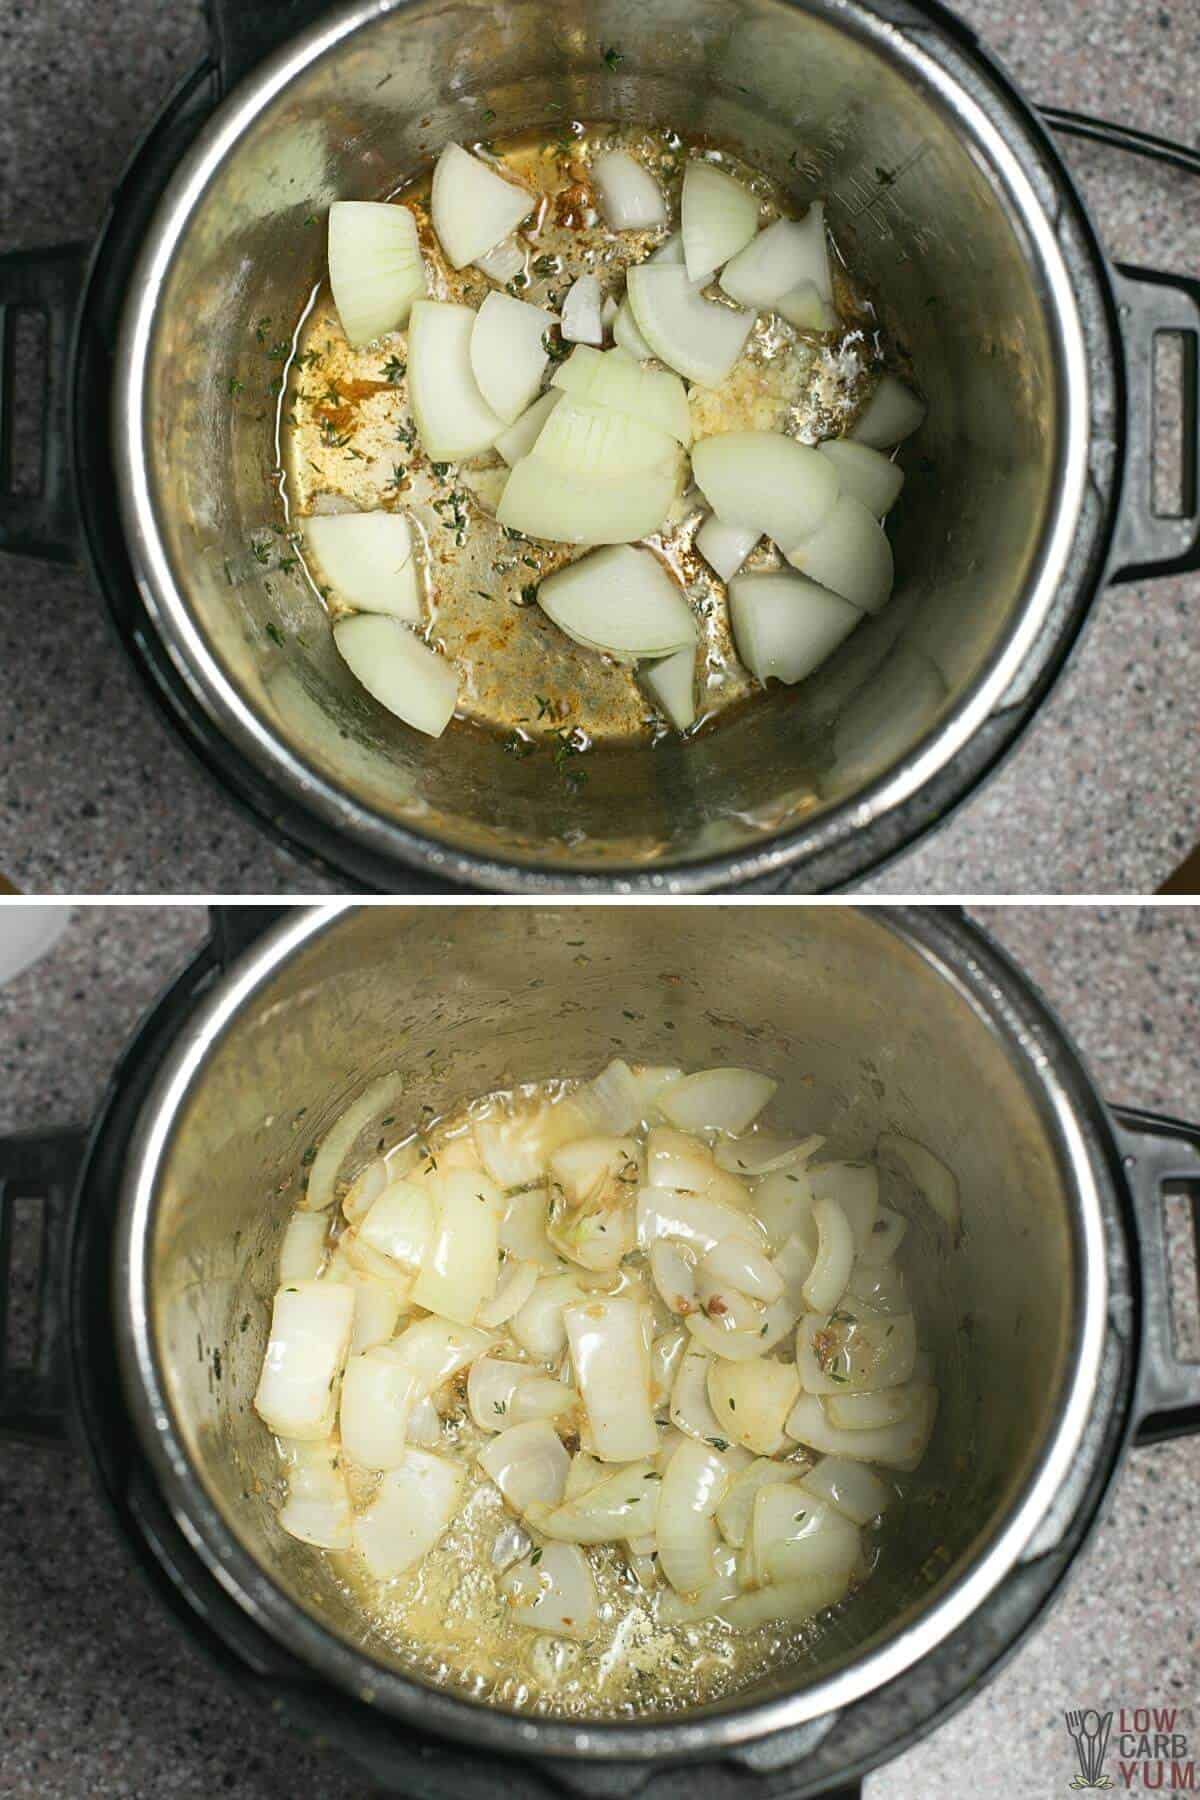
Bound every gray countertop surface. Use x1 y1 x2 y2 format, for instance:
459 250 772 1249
0 902 1197 1796
0 0 1197 896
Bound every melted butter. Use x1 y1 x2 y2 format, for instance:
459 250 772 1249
279 124 885 748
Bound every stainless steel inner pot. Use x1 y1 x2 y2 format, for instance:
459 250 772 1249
115 905 1110 1761
114 0 1119 891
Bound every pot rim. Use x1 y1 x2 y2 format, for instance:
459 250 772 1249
111 0 1111 894
115 903 1111 1760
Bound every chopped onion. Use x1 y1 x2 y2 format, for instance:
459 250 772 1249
500 1541 597 1639
796 1309 916 1395
494 389 562 467
650 1324 689 1406
302 1073 408 1213
345 1266 406 1356
716 1132 823 1178
430 143 534 268
650 232 685 265
411 1170 501 1326
551 346 692 446
469 291 552 424
776 279 838 333
254 1280 354 1440
493 1519 533 1570
825 1384 921 1430
407 299 503 459
340 1344 421 1469
512 1273 589 1361
637 1185 766 1258
719 208 830 311
479 1418 570 1511
533 1458 660 1543
691 431 839 551
685 1302 794 1361
304 511 420 622
561 274 604 346
681 160 759 283
353 1449 464 1579
786 493 893 613
565 1296 659 1461
388 1314 494 1394
876 1131 961 1234
721 1570 853 1628
657 1066 777 1135
850 373 926 449
708 1355 798 1455
333 615 458 737
278 1439 352 1549
536 545 697 664
601 293 618 330
468 1355 526 1431
658 1567 743 1625
715 1457 797 1547
857 1205 909 1267
342 1155 391 1227
818 439 904 518
802 1197 855 1313
650 1240 698 1315
534 395 683 483
497 454 680 545
473 1094 592 1189
647 1126 727 1194
845 1258 909 1315
728 570 861 685
546 1134 640 1269
592 150 668 230
751 1485 858 1589
343 1229 413 1287
799 1455 892 1525
473 234 526 283
499 1186 559 1269
358 1177 436 1272
613 297 654 361
279 1213 327 1282
583 1058 645 1135
406 1392 443 1447
477 1256 540 1327
694 515 760 583
786 1387 938 1471
328 201 426 347
627 265 755 388
657 1437 733 1596
809 1163 879 1256
701 1238 783 1304
510 1374 578 1425
642 647 697 732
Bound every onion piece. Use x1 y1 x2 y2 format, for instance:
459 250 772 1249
468 1355 526 1431
786 493 894 613
469 291 552 423
302 1073 408 1213
751 1485 859 1589
850 374 926 449
342 1155 390 1227
786 1387 938 1471
626 265 755 388
721 1570 853 1628
495 389 562 467
500 1541 597 1639
407 299 503 460
799 1455 892 1525
772 1231 817 1309
809 1163 879 1256
802 1197 855 1313
719 209 831 311
278 1439 352 1549
342 1229 415 1288
473 1094 593 1188
406 1393 443 1448
657 1437 733 1596
715 1458 797 1547
561 274 604 346
818 439 904 518
583 1059 644 1135
479 1418 570 1511
691 431 839 552
430 143 534 268
670 1344 725 1443
701 1238 783 1304
546 1134 640 1270
776 279 838 333
492 1519 533 1570
658 1567 743 1625
304 512 420 622
497 454 680 545
345 1266 407 1356
477 1256 540 1327
650 1325 689 1406
333 616 458 738
694 515 760 583
647 1126 729 1194
613 297 654 361
411 1170 502 1326
637 1185 766 1258
534 395 683 481
564 1451 606 1502
876 1131 961 1235
564 1296 659 1462
650 232 685 265
650 1240 698 1316
796 1310 917 1395
473 235 526 283
857 1205 909 1268
845 1258 909 1315
592 149 668 230
728 570 861 685
533 1458 660 1543
388 1314 494 1395
254 1280 354 1440
642 648 697 732
681 160 759 283
708 1356 799 1455
716 1132 823 1178
328 201 426 347
512 1273 589 1361
657 1066 777 1135
825 1384 921 1430
353 1449 464 1579
685 1303 794 1361
499 1186 559 1269
551 346 692 446
510 1374 578 1425
357 1177 436 1273
279 1213 327 1283
536 545 697 664
339 1344 422 1469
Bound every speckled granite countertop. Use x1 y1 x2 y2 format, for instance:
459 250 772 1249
0 1 1197 896
0 903 1196 1797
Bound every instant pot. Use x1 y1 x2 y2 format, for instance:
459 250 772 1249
1 904 1198 1796
1 0 1198 892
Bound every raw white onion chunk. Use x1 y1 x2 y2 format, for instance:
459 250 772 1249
818 439 904 518
536 546 697 664
431 143 534 268
333 615 458 738
720 209 831 311
728 571 861 685
850 373 926 448
626 265 755 388
592 150 668 230
691 431 839 550
681 161 760 283
494 389 562 467
642 648 697 732
786 493 894 613
304 512 421 623
328 201 426 347
694 515 759 583
497 457 680 545
552 346 692 445
407 300 503 460
562 274 604 346
469 291 552 423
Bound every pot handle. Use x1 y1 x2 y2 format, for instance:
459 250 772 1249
205 0 333 94
0 1126 87 1445
1107 265 1200 583
1109 1104 1200 1445
0 243 88 565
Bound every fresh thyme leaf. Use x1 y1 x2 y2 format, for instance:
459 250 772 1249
602 44 624 70
228 376 245 396
265 622 285 647
530 1546 543 1565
